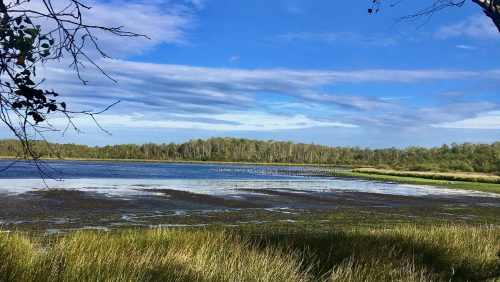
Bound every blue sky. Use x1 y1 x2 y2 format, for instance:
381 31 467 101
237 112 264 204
1 0 499 147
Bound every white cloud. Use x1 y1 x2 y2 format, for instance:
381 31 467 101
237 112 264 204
184 0 205 9
33 58 500 132
50 112 356 131
338 101 499 130
228 55 240 62
455 44 477 50
15 0 197 57
40 59 500 115
431 111 500 129
380 96 413 101
435 14 499 40
277 31 398 47
85 1 195 52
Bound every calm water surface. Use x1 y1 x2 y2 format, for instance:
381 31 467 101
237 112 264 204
0 160 495 198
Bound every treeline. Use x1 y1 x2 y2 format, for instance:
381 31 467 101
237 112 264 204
0 138 498 174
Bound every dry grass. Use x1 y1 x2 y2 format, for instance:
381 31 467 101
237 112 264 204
355 168 500 184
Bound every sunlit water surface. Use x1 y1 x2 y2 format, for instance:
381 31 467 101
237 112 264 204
0 160 496 198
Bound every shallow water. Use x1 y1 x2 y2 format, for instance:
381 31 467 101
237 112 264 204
0 160 316 180
0 160 497 198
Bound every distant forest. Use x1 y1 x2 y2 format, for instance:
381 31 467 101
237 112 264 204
0 138 498 174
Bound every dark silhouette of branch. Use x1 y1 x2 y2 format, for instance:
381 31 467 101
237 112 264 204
0 0 146 177
369 0 500 32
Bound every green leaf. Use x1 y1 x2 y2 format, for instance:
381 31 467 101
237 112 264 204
25 28 38 38
16 55 25 65
48 104 57 112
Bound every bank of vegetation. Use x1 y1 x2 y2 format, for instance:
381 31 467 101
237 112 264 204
354 168 500 184
328 170 500 194
0 138 498 174
0 225 498 281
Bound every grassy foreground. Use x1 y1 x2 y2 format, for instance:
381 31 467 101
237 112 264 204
0 225 499 281
329 170 500 194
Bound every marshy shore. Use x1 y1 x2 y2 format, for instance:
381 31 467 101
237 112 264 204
0 180 498 232
1 170 499 281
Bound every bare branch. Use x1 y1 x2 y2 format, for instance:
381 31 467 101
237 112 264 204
0 0 146 177
370 0 500 32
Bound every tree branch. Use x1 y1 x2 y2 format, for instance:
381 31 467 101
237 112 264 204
0 0 147 178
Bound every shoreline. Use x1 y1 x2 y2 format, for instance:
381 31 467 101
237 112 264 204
0 185 498 232
1 157 499 194
0 156 347 168
323 170 500 194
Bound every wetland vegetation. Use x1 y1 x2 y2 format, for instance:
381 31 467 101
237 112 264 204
328 169 500 194
0 225 499 281
0 173 498 281
0 0 498 280
353 168 500 183
0 139 499 281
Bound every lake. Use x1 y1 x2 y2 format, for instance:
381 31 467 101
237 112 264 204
0 160 498 231
0 160 495 198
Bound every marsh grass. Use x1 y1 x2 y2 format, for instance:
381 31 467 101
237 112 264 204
330 170 500 194
354 168 500 184
258 225 500 281
0 229 307 282
0 226 499 281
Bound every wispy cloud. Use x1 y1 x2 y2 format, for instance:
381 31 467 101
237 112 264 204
228 55 240 62
339 102 499 130
431 111 500 129
38 59 500 132
380 96 413 101
184 0 205 9
435 14 499 40
43 59 500 110
416 102 498 124
83 0 200 57
277 31 398 47
20 0 198 57
51 112 356 131
455 44 477 50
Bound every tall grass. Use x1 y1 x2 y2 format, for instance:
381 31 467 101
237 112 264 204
260 226 500 281
330 170 500 194
0 229 307 282
0 226 499 281
354 168 500 184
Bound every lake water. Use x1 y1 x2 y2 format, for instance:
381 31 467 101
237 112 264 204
0 160 496 198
